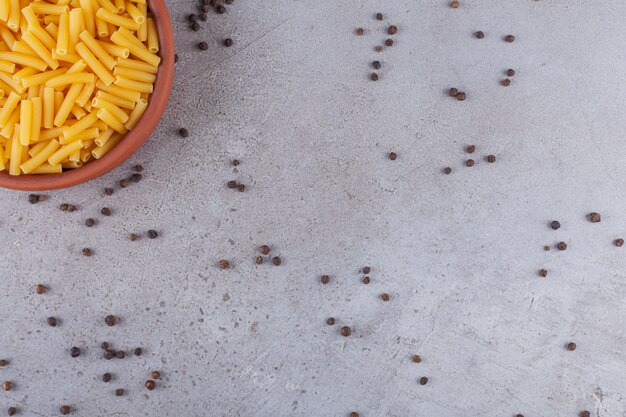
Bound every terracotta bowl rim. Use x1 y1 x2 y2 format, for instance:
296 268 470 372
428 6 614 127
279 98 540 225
0 0 174 191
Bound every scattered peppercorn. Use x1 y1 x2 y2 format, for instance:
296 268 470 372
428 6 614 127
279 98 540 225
384 38 393 47
450 1 460 8
567 342 577 351
151 371 161 379
36 284 46 294
85 218 95 227
543 245 550 251
501 78 511 87
28 194 40 204
145 380 156 390
474 31 484 39
486 155 496 163
115 388 124 396
223 38 233 47
70 347 81 358
115 351 126 359
104 188 114 196
216 4 225 13
556 242 567 251
191 22 200 31
188 14 197 23
615 239 624 247
372 61 381 70
129 233 139 241
237 184 245 192
60 405 70 415
82 248 93 256
7 407 16 416
588 212 601 223
198 41 208 50
201 4 209 12
227 180 238 189
550 220 561 230
101 342 110 350
412 355 422 363
506 69 515 77
362 266 371 274
456 92 466 101
466 145 476 153
224 0 233 4
579 411 590 417
103 373 111 383
389 152 397 160
272 256 282 266
380 292 390 301
59 203 68 211
47 316 58 327
349 413 359 417
104 350 115 360
129 173 142 183
448 87 458 97
355 28 364 36
105 315 117 326
387 25 398 35
179 128 189 138
259 245 271 255
174 54 179 63
326 317 335 325
255 256 263 265
219 259 230 269
538 269 548 278
134 347 143 356
504 35 515 43
376 12 383 20
101 207 112 216
340 326 352 336
119 178 129 188
419 376 428 385
200 12 207 21
515 415 524 417
370 73 379 81
147 230 159 239
133 164 143 172
0 360 8 366
320 275 330 284
2 381 12 391
362 276 370 284
465 159 475 167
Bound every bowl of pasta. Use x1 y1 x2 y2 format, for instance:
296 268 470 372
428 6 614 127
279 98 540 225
0 0 174 190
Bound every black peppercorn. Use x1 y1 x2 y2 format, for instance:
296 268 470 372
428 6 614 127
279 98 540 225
28 194 40 204
101 207 112 216
550 220 561 230
387 25 397 35
474 31 484 39
376 12 383 20
147 230 158 239
320 275 330 284
129 233 139 241
47 316 58 327
370 73 379 81
105 315 117 326
104 350 115 360
134 347 143 356
151 371 161 379
60 405 70 415
326 317 335 325
70 347 80 358
272 256 282 266
174 54 179 63
223 38 233 47
188 14 197 23
579 411 590 417
355 28 364 36
104 188 114 195
191 22 200 31
419 376 428 385
237 184 245 192
388 152 397 160
198 41 208 50
466 145 476 153
380 293 390 301
179 128 189 137
372 61 381 70
216 4 225 13
448 87 458 97
85 218 95 227
506 69 515 77
103 373 111 383
227 180 238 189
588 212 601 223
557 242 567 251
504 35 515 43
615 238 624 247
259 245 270 255
384 38 393 47
456 92 466 101
129 173 142 183
538 269 548 278
486 155 496 163
0 360 8 366
465 159 475 167
145 380 156 390
567 342 577 351
362 266 371 274
82 248 93 256
340 326 351 337
362 276 370 284
3 381 13 391
219 259 230 269
412 355 422 363
7 407 16 415
115 388 124 396
101 342 109 350
133 164 143 172
501 78 511 87
255 256 263 265
36 284 46 294
115 351 125 359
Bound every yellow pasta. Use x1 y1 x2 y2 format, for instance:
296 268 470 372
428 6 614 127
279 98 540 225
56 12 69 55
75 42 114 85
1 0 160 175
78 30 115 69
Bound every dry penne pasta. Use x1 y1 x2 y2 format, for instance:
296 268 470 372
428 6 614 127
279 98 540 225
0 0 160 175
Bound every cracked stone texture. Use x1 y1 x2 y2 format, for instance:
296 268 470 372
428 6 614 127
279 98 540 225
1 0 625 416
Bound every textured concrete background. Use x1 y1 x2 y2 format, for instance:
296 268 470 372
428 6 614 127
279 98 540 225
1 1 625 416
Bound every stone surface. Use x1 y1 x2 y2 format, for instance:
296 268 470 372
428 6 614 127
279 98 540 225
0 1 625 416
